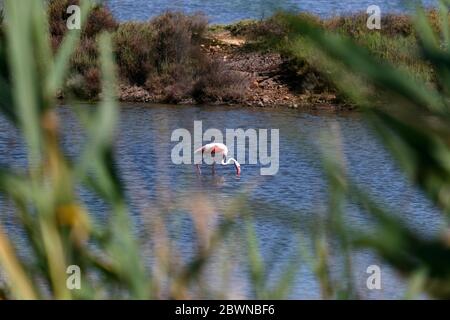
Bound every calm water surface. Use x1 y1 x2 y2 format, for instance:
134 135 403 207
105 0 437 23
0 104 444 299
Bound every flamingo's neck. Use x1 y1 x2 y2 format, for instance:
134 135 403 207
222 157 241 176
221 157 235 165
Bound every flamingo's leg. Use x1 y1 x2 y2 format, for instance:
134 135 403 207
212 163 216 175
196 164 202 175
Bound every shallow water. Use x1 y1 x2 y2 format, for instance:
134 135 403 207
0 104 444 299
105 0 437 23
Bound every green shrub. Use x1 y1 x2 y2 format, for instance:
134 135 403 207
114 22 155 85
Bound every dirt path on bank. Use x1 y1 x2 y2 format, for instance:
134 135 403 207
206 31 343 109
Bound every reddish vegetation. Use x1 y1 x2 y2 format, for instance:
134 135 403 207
48 1 249 104
49 0 118 48
49 0 117 99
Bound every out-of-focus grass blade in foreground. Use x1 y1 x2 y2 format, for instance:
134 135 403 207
0 0 149 299
278 1 450 299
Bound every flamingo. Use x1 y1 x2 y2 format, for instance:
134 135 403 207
194 143 241 176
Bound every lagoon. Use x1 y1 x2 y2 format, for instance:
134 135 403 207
0 104 443 298
105 0 437 23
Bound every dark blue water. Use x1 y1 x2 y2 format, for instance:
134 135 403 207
105 0 437 23
0 104 444 299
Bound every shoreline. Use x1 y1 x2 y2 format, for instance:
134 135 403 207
47 3 433 111
116 29 350 110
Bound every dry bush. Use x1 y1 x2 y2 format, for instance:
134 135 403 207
66 38 100 99
66 67 100 99
150 11 208 69
325 12 371 37
84 4 118 37
71 37 98 72
143 12 224 103
325 10 448 38
229 12 320 41
83 67 101 98
146 62 197 103
114 22 155 85
48 0 117 99
48 0 117 42
48 0 71 50
46 4 250 103
381 14 413 36
192 60 249 103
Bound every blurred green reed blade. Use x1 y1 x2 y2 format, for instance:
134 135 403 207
2 172 79 300
281 13 446 114
369 110 450 214
415 7 440 51
405 269 428 299
17 0 72 299
74 34 121 196
415 9 450 69
0 33 15 123
39 219 71 299
61 31 151 297
280 11 450 216
314 231 334 299
268 238 302 299
0 170 34 200
245 218 266 299
2 0 70 299
85 146 124 202
321 145 450 299
4 0 43 162
0 224 37 299
0 171 42 299
414 5 450 99
0 77 14 122
30 0 52 102
348 187 450 299
321 130 358 300
95 33 149 299
440 0 450 48
175 217 236 297
0 170 57 298
48 0 92 94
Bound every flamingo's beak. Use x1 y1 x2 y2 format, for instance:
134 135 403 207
235 163 241 176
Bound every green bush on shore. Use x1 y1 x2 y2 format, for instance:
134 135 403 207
227 10 444 98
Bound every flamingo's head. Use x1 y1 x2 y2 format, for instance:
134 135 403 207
234 161 241 176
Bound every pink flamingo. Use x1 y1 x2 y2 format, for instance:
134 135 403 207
194 143 241 176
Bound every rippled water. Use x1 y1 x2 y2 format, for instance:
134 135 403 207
0 104 444 299
105 0 437 23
